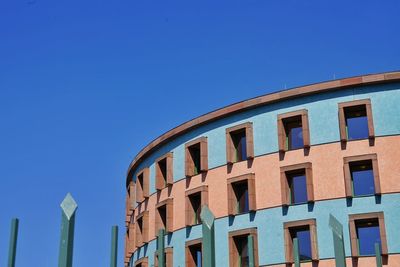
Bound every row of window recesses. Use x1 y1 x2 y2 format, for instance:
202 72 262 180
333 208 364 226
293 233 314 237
130 98 375 205
129 152 382 266
133 211 388 267
130 151 381 225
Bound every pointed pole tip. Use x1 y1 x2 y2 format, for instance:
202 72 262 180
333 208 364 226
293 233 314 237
60 193 78 220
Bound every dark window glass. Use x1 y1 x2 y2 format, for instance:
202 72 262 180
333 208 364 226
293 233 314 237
137 173 143 190
189 144 201 175
137 217 143 234
350 161 375 196
189 244 202 267
233 181 249 214
234 236 249 267
231 129 247 162
158 205 167 230
288 171 308 204
158 158 167 185
190 193 201 225
290 227 312 261
356 219 381 255
284 116 303 150
345 105 369 140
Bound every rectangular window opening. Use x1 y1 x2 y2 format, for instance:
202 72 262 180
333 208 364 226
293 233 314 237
344 105 369 140
188 243 202 267
234 235 249 267
287 170 308 204
189 193 201 225
188 143 201 175
350 160 375 197
355 218 381 256
158 158 167 187
137 216 143 246
230 129 247 162
233 181 249 214
157 205 167 231
290 226 312 262
283 116 303 150
137 173 144 201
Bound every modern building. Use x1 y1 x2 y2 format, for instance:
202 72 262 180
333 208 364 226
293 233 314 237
124 71 400 267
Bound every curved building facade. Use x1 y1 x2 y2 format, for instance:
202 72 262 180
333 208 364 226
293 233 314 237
124 71 400 267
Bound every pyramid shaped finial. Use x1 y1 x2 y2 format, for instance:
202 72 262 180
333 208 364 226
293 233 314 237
60 193 78 220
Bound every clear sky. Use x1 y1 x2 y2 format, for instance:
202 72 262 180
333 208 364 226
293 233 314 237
0 0 399 266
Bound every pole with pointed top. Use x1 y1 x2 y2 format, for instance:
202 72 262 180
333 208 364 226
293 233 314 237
7 218 19 267
329 214 346 267
156 229 166 267
110 226 118 267
200 205 215 267
58 193 78 267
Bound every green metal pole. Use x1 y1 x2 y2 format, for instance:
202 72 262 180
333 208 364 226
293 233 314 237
58 193 78 267
329 214 347 267
375 243 382 267
293 237 300 267
200 205 215 267
7 218 19 267
247 235 255 267
110 226 118 267
157 229 166 267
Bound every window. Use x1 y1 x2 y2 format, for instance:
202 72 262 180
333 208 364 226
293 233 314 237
227 174 256 216
288 171 307 204
155 198 173 233
284 219 318 263
349 212 388 257
156 153 173 191
234 181 249 214
128 219 135 250
185 137 208 177
134 257 148 267
185 186 208 226
136 211 149 247
343 154 381 198
125 221 135 262
186 239 202 267
228 228 259 267
126 180 135 225
136 168 149 204
285 116 303 150
226 122 254 164
280 163 314 206
154 247 173 267
338 99 374 142
291 227 312 261
277 110 310 152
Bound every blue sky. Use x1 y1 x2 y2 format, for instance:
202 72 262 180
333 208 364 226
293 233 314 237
0 0 399 266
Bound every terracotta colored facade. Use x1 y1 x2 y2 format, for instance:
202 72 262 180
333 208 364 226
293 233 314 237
125 71 400 266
